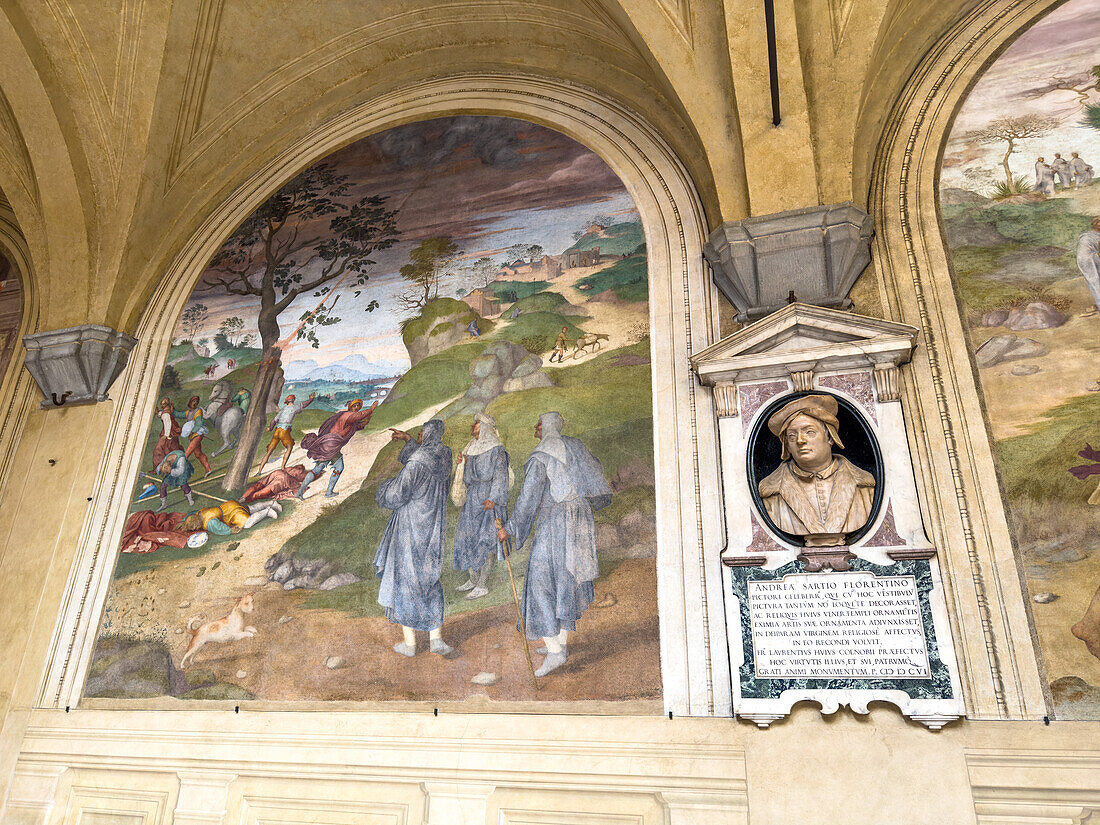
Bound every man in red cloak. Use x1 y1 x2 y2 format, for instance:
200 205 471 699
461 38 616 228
295 399 378 498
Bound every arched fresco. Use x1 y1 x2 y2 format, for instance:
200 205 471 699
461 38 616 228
0 251 21 381
85 116 661 707
940 0 1100 719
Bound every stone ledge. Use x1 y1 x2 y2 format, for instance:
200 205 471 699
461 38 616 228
22 324 137 409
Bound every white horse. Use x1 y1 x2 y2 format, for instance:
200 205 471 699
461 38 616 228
206 380 245 458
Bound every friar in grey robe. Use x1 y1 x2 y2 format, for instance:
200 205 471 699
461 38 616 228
1072 153 1094 187
1052 153 1072 189
453 412 509 600
1035 158 1056 195
499 411 612 677
1075 216 1100 316
375 418 454 657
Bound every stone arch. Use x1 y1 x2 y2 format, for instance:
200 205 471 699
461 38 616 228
42 74 732 717
867 0 1067 720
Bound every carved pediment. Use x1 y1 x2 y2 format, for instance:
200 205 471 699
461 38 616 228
691 303 918 386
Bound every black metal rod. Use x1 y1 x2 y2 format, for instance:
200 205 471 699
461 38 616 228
763 0 781 126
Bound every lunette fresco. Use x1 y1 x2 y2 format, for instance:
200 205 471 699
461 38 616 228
86 116 661 706
940 0 1100 718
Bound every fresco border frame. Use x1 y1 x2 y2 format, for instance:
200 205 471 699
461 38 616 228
37 73 730 717
868 0 1067 720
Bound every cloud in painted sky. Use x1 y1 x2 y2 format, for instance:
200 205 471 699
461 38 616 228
180 116 640 371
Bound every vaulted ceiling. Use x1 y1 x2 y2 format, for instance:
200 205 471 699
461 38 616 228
0 0 986 331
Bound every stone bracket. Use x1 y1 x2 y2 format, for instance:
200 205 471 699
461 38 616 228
703 202 873 321
22 324 137 409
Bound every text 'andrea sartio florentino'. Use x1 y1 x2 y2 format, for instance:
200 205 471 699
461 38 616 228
746 573 931 680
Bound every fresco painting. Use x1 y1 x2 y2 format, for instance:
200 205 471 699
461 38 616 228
940 0 1100 719
86 116 661 706
0 252 21 382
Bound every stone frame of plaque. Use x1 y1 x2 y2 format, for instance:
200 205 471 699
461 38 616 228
690 303 965 729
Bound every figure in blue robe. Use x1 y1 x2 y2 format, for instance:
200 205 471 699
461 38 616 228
374 418 454 657
500 411 612 677
453 412 509 600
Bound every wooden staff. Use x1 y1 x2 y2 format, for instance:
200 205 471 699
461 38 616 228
139 472 228 504
496 517 539 691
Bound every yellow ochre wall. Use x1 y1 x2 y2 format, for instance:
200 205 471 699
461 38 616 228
0 2 1096 824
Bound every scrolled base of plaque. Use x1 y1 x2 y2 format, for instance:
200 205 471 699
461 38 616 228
796 545 855 572
725 558 964 730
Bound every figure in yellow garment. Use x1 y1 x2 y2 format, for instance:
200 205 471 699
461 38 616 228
757 394 875 546
180 499 282 535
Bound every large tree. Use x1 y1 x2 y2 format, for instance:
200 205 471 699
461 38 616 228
197 162 400 490
971 114 1060 190
397 237 458 312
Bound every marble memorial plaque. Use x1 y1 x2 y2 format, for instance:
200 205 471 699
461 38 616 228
748 572 930 680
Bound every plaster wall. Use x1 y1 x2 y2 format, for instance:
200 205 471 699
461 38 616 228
0 2 1095 824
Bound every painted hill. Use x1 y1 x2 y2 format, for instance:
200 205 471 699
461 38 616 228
566 221 644 256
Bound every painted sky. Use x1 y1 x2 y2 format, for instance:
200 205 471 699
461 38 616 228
942 0 1100 191
179 116 639 374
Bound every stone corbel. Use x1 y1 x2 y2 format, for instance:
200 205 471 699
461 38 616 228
713 382 738 417
703 202 874 322
873 363 901 402
789 369 814 392
22 324 137 409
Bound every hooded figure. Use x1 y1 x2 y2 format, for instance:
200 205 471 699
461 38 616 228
375 418 454 657
500 411 612 677
452 412 510 600
1072 153 1094 187
1052 153 1072 188
1075 216 1100 315
1035 158 1055 196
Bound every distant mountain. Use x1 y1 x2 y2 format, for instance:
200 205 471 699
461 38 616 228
283 353 401 383
566 221 644 256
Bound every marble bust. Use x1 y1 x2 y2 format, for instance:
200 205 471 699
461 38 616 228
757 394 875 546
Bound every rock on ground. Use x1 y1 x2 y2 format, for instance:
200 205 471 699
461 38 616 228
1032 592 1057 604
1004 301 1066 331
471 671 499 686
319 572 361 590
975 334 1047 368
1011 364 1041 376
324 656 347 670
979 309 1009 327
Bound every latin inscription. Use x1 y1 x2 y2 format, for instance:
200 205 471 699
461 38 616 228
747 572 931 679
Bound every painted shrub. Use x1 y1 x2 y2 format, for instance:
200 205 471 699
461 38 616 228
86 116 661 707
940 0 1100 719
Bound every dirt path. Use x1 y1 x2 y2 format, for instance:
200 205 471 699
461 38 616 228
103 395 463 660
534 260 648 367
162 558 660 705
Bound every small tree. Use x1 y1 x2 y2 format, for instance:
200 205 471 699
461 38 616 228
524 244 544 263
161 364 181 390
971 114 1060 191
219 316 245 347
180 303 209 341
397 237 459 313
506 243 528 263
472 256 497 288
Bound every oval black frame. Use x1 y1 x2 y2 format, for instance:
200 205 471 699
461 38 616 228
746 390 885 547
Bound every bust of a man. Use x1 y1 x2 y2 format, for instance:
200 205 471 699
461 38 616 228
757 394 875 547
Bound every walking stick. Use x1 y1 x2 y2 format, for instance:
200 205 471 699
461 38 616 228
496 517 539 691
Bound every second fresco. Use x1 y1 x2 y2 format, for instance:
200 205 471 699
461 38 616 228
86 116 661 707
941 0 1100 719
